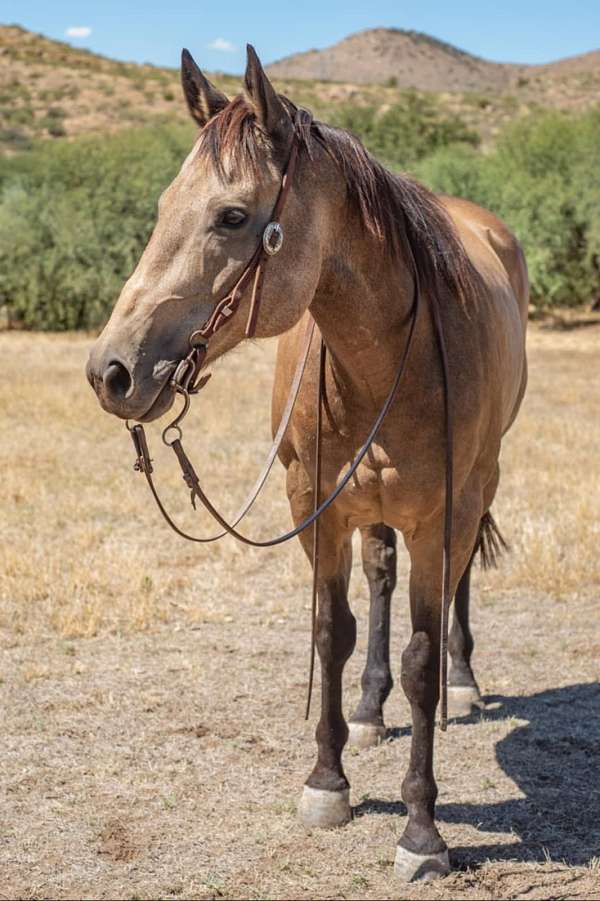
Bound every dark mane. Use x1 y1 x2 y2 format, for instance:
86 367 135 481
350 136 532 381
198 95 482 308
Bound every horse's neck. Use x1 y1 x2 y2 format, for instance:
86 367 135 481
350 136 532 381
310 232 416 399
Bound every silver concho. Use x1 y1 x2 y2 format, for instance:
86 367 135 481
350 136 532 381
263 221 284 256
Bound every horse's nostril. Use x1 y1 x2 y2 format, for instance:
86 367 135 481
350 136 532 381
103 359 133 399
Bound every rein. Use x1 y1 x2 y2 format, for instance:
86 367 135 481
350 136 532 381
127 111 455 730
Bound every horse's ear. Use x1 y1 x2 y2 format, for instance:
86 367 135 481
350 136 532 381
181 48 229 128
244 44 293 150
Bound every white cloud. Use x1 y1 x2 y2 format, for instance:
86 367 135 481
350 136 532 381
65 26 92 39
207 37 236 53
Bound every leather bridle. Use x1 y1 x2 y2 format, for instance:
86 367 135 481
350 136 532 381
163 108 313 406
127 108 455 730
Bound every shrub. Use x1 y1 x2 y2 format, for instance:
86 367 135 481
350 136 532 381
1 104 598 330
416 108 600 307
0 127 32 151
1 105 35 126
45 105 67 120
47 121 67 137
0 122 195 329
329 93 479 169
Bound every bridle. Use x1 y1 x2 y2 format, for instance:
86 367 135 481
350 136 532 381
127 108 455 730
161 108 314 413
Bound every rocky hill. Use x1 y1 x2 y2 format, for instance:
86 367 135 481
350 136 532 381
266 27 600 95
267 28 523 91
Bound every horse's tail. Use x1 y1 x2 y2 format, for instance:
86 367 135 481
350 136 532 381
476 510 509 569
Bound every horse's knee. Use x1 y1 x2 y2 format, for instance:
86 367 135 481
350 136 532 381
315 590 356 666
361 525 397 592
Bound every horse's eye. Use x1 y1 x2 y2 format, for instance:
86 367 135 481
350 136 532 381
218 208 247 229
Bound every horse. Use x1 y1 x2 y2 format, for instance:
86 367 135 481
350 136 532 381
86 44 528 881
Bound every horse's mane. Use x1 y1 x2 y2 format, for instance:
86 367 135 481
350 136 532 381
197 95 481 308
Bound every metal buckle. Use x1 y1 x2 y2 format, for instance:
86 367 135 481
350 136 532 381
170 351 197 394
171 339 209 392
161 389 191 445
263 221 283 256
127 422 153 474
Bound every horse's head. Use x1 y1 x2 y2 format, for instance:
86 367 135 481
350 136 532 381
87 46 336 421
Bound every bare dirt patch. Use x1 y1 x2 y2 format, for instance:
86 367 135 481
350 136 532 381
0 325 599 899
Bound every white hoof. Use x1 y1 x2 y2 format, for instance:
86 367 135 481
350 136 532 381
347 722 387 749
394 844 450 882
297 785 351 828
447 684 484 718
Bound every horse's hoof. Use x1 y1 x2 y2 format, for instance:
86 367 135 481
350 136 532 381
394 844 450 882
447 684 484 718
347 722 387 749
297 785 351 828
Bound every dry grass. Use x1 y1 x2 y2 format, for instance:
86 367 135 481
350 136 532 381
0 325 598 642
2 617 599 900
0 332 309 640
0 325 599 900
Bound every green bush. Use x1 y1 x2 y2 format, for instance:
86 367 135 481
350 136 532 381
46 121 67 137
0 122 195 329
0 127 32 152
417 108 600 307
329 93 479 169
0 104 598 330
1 105 35 126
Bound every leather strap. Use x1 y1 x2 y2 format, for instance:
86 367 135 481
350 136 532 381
189 111 308 348
131 291 419 550
429 297 454 730
131 317 315 542
305 336 327 720
129 104 455 731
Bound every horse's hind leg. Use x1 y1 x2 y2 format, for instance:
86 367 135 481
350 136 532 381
348 523 396 748
448 507 506 717
447 556 484 717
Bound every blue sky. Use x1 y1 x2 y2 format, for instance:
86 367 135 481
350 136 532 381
4 0 600 72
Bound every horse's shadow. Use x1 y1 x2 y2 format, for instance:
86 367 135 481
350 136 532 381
354 682 600 868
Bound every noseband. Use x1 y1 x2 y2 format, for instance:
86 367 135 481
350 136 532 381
127 109 455 730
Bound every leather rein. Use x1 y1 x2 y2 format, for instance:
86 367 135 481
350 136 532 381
127 109 455 730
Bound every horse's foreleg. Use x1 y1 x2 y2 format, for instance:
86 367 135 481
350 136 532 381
297 526 356 828
348 522 396 748
395 517 478 881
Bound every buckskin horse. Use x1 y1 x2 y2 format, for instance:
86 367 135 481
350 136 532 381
86 45 528 881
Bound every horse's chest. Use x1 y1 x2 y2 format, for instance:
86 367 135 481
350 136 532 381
320 440 442 532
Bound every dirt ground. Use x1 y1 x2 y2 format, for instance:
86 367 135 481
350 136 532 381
1 325 599 900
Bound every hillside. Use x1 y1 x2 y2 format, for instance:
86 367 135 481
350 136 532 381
266 27 600 96
267 28 522 91
1 24 599 155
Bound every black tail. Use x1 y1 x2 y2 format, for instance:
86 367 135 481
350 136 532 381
476 511 509 569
